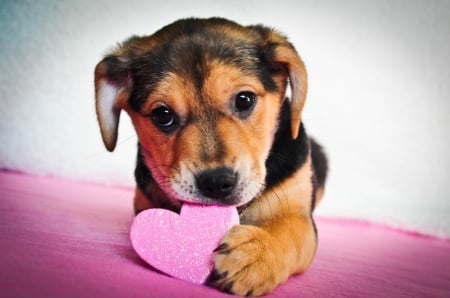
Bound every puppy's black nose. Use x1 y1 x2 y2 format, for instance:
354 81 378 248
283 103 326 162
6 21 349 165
196 167 237 200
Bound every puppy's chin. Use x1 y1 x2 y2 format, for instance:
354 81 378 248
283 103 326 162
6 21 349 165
169 192 258 208
172 192 256 207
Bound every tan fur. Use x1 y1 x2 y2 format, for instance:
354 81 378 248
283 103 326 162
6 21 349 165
215 156 317 295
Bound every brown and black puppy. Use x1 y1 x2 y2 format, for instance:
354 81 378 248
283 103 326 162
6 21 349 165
94 17 327 296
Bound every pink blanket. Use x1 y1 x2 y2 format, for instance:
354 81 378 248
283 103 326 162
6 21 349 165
1 171 449 297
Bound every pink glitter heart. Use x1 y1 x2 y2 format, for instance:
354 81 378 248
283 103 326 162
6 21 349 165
130 203 239 284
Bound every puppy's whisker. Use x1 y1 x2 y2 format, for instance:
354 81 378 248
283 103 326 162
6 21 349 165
255 178 293 221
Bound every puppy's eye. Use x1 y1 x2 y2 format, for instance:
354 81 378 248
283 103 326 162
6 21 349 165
150 105 178 133
235 91 257 116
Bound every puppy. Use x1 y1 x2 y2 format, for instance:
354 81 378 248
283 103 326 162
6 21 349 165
94 17 327 296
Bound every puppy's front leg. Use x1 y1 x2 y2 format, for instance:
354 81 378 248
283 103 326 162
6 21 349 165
210 162 317 296
211 213 316 296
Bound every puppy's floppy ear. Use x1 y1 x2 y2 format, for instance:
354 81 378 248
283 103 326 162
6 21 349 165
94 56 132 151
273 43 308 140
255 27 308 139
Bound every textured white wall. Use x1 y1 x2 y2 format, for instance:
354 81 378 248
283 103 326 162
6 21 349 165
1 0 449 237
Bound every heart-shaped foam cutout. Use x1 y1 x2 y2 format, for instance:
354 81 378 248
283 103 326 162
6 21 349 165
130 203 239 284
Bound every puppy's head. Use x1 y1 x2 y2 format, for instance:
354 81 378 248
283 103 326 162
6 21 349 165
94 18 307 206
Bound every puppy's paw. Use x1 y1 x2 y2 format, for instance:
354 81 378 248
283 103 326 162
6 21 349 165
209 225 288 296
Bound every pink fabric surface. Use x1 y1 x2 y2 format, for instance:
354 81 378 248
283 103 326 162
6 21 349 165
0 171 449 297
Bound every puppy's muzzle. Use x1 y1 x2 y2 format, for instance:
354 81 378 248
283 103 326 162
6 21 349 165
196 167 237 203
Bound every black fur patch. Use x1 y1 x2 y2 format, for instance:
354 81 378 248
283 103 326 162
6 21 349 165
264 101 309 189
309 137 328 214
134 144 152 195
310 138 328 189
134 144 181 213
97 56 130 87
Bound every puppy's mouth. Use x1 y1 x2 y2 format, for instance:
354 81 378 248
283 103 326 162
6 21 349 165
170 164 260 207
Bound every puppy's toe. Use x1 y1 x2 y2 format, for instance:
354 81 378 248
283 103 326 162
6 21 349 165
210 225 288 296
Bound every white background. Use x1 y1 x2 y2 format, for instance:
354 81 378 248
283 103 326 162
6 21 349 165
1 0 449 237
